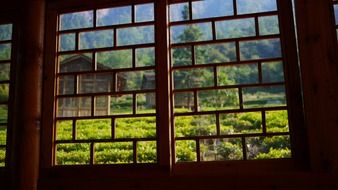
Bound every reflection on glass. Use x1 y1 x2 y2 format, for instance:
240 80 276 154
76 119 111 140
97 6 131 26
57 97 91 117
170 3 190 22
0 64 10 81
136 93 156 114
198 89 240 111
136 47 155 67
60 11 93 31
94 142 133 164
216 18 255 39
170 23 212 44
171 47 192 66
135 3 154 22
195 42 237 64
115 117 156 138
0 105 8 123
262 61 284 83
265 110 289 133
173 68 214 89
137 141 157 163
175 115 216 137
246 135 291 159
217 64 258 85
116 70 155 91
59 33 75 52
237 0 277 15
56 120 73 140
0 24 12 41
56 143 90 165
259 16 280 35
239 38 281 60
0 126 6 145
200 138 243 161
79 29 114 50
97 49 132 70
0 43 11 61
192 0 234 19
58 75 75 95
78 73 113 93
58 53 93 73
175 140 197 162
117 26 154 46
242 85 286 108
174 92 194 113
220 112 262 134
0 84 9 102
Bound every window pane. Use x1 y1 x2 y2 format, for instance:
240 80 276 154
0 43 11 61
95 95 133 116
79 29 114 50
76 119 111 140
0 24 12 41
174 92 195 113
137 141 157 163
200 138 243 161
56 120 73 140
58 53 93 73
170 3 190 22
56 143 90 165
136 47 155 67
192 0 234 19
117 26 154 46
171 47 192 66
237 0 277 15
136 93 156 114
335 4 338 25
116 70 155 91
94 142 133 164
175 115 216 137
135 3 154 22
198 89 240 111
0 148 5 167
262 61 285 83
242 85 286 108
0 84 9 102
58 75 75 95
195 42 237 64
259 16 280 35
0 100 8 124
220 112 262 134
217 64 259 85
57 97 91 117
0 126 7 145
115 117 156 138
97 49 132 70
170 23 212 44
0 63 10 81
239 38 282 60
266 110 289 133
60 11 93 31
173 68 214 89
97 6 131 26
59 33 75 52
78 73 113 93
176 140 197 162
215 18 255 39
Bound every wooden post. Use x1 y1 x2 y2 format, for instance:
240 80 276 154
11 0 45 189
295 0 338 172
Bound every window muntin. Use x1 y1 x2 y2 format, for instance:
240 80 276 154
0 23 13 167
55 3 157 165
170 0 291 162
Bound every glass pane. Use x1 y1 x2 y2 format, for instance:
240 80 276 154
259 16 280 35
237 0 277 15
175 115 216 137
135 3 154 22
239 38 282 60
0 126 7 145
171 47 192 66
56 143 90 165
117 26 154 46
0 24 12 41
60 11 93 31
57 97 91 117
59 33 75 52
215 18 255 39
170 3 190 22
335 4 338 25
136 47 155 67
79 29 114 50
200 138 243 161
116 70 155 91
97 6 131 26
136 93 156 114
0 43 11 61
0 63 10 81
219 112 262 134
198 89 240 111
110 95 133 115
58 53 93 73
266 110 289 133
242 85 286 108
170 23 212 44
192 0 234 19
174 92 195 113
195 42 237 64
115 117 156 138
94 142 133 164
173 68 214 89
58 75 75 95
137 141 157 163
0 84 9 102
56 120 73 140
217 64 259 85
262 61 284 83
76 119 111 140
78 73 113 93
0 148 5 167
97 49 132 70
175 140 197 162
246 135 291 159
0 105 8 123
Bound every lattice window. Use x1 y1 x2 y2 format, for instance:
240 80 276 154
0 23 13 167
169 0 291 162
